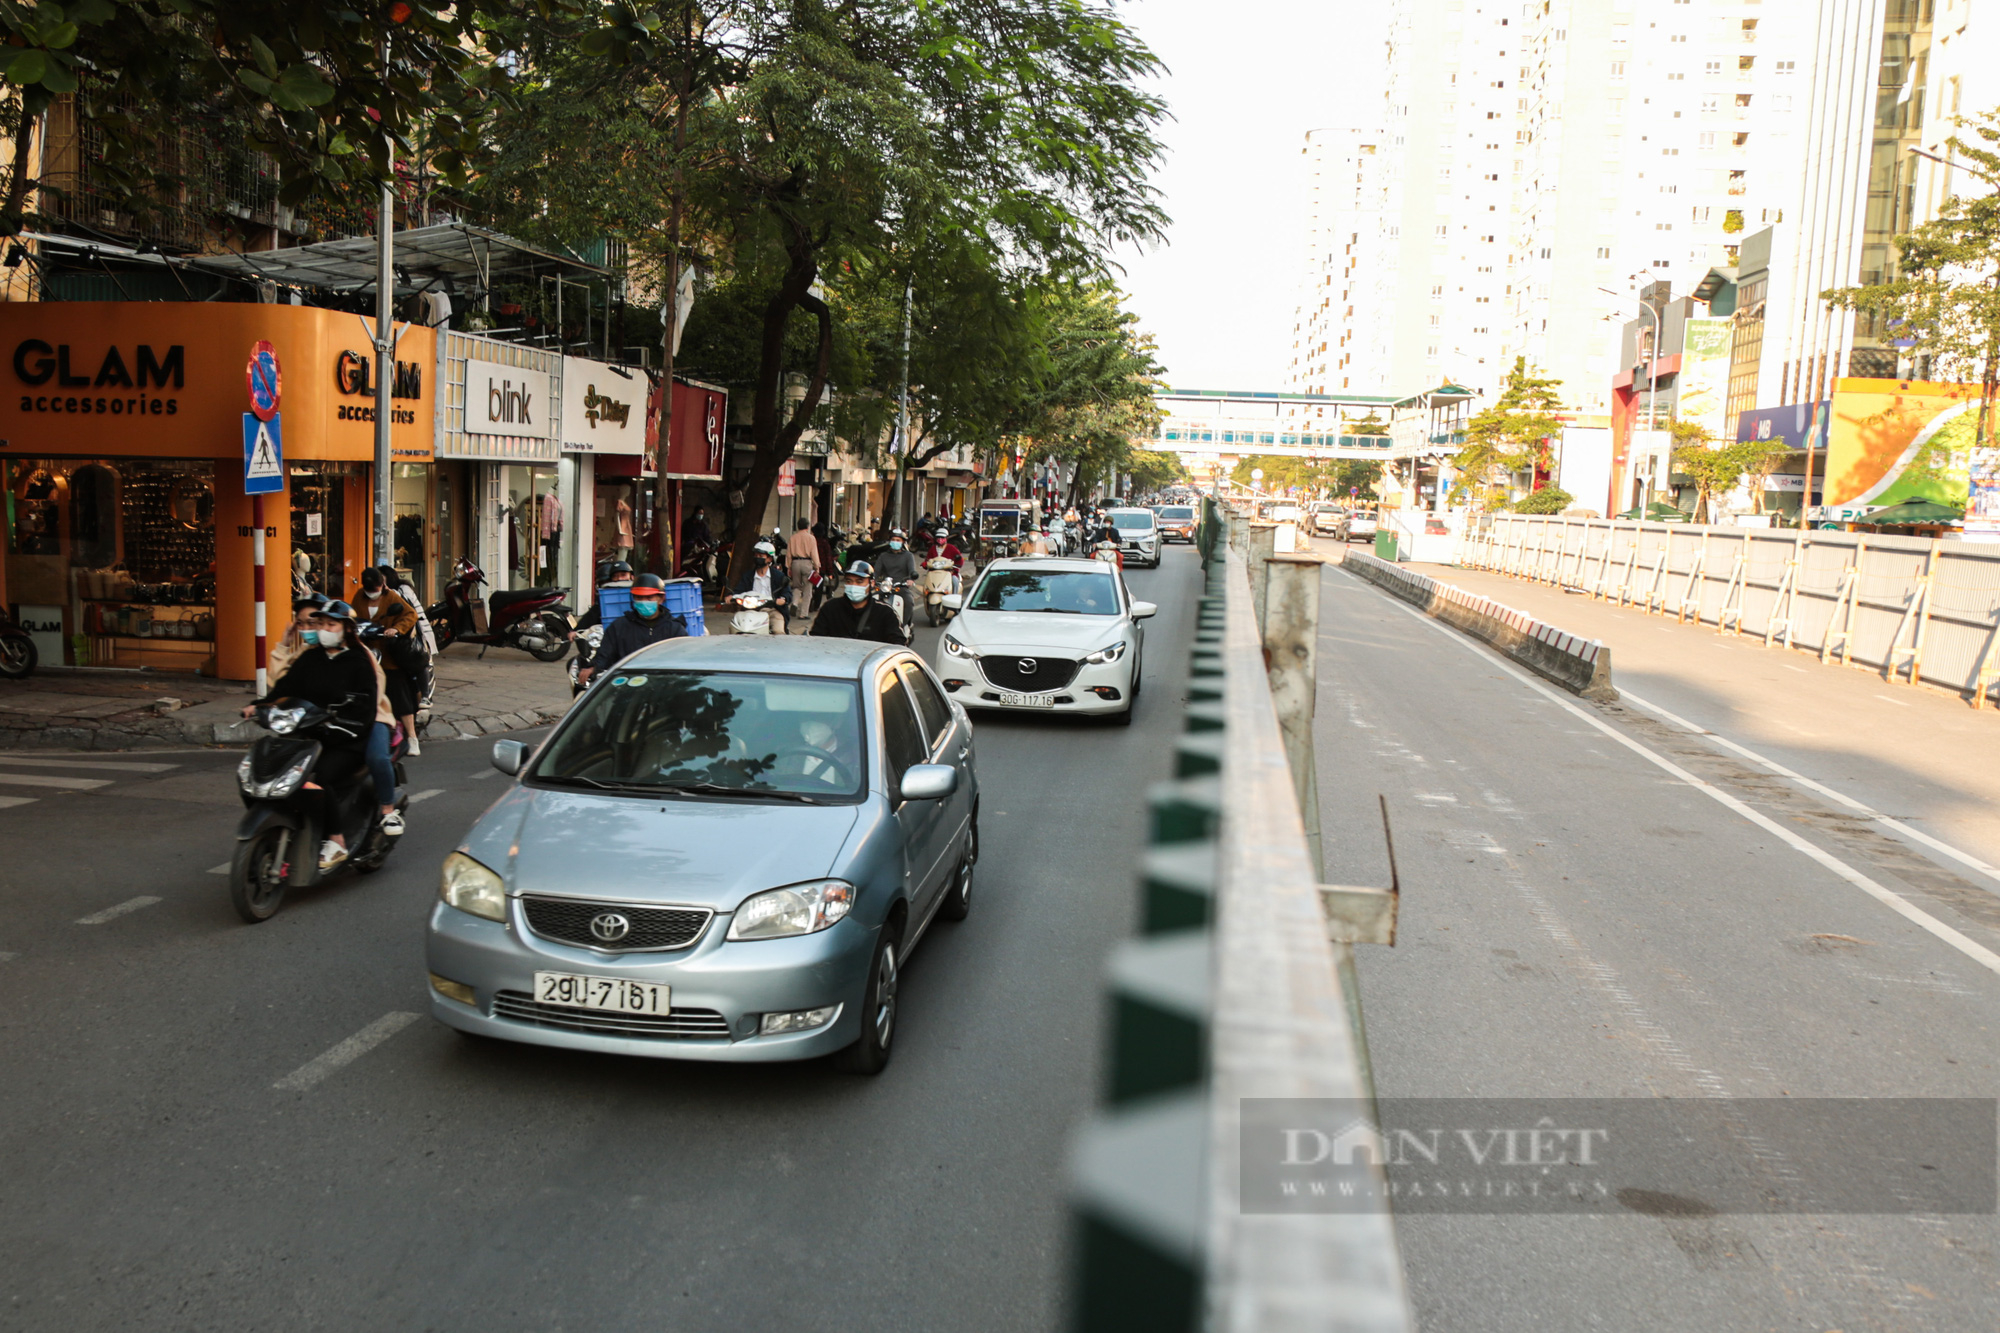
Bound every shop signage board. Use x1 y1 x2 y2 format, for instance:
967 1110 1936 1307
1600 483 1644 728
777 459 796 495
559 356 644 454
652 377 730 480
467 360 552 438
243 412 284 494
1676 317 1733 441
1823 377 1980 511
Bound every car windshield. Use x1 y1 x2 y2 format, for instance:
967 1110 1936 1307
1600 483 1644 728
532 671 865 800
968 569 1120 616
1109 512 1153 530
1160 506 1195 520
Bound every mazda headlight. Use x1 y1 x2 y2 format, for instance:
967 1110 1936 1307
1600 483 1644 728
728 879 855 940
943 634 979 659
1084 640 1128 665
440 852 507 921
237 751 313 799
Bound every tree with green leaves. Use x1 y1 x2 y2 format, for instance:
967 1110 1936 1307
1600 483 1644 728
1453 357 1563 507
1008 283 1164 506
0 0 529 234
1667 418 1779 522
1823 109 2000 453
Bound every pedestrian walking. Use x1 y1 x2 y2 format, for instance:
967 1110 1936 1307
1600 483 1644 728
786 518 820 621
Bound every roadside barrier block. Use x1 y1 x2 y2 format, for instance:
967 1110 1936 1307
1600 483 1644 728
1142 843 1217 932
1105 931 1210 1105
1342 549 1617 701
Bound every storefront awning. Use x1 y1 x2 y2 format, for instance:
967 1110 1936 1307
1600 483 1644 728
181 224 607 298
1853 499 1963 526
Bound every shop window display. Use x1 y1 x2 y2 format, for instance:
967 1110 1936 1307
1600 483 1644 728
5 457 217 670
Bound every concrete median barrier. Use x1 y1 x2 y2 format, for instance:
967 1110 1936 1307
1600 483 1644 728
1341 549 1617 702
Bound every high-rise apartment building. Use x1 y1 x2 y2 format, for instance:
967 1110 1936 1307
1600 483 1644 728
1335 0 1810 413
1288 127 1387 395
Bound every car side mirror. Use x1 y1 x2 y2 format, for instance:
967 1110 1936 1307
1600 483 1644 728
492 739 529 776
1130 601 1158 619
941 594 962 610
899 763 958 801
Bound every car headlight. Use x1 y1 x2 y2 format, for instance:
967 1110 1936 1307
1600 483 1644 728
237 751 313 799
1084 640 1128 665
943 634 979 659
440 852 507 921
728 879 855 940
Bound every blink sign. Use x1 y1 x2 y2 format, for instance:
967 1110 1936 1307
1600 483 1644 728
466 361 551 438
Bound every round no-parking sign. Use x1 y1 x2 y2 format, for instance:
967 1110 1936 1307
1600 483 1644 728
246 340 282 422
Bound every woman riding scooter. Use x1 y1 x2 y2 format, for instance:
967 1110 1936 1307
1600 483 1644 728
243 601 402 872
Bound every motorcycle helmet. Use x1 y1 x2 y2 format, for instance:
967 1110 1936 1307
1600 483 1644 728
631 573 667 591
292 592 330 613
843 559 875 579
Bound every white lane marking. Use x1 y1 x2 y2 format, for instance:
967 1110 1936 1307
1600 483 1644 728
0 796 37 810
273 1011 421 1092
407 788 445 804
206 862 231 875
0 757 178 772
1873 693 1912 707
0 773 111 790
1352 571 2000 979
0 951 16 962
470 770 499 781
76 895 162 925
1619 691 2000 894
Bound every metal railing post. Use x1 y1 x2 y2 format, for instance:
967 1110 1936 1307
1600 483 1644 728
1247 523 1277 635
1261 551 1325 877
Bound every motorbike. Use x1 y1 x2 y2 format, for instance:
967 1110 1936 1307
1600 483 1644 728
228 697 408 923
727 594 776 636
426 557 575 662
568 624 605 694
877 576 915 645
0 608 37 678
679 533 723 588
1093 539 1124 570
921 556 961 627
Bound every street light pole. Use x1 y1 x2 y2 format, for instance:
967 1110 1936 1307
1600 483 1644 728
372 138 395 570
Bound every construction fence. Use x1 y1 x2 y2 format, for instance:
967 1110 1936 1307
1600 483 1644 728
1457 515 2000 705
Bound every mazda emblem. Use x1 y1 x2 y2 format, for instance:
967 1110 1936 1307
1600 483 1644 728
589 912 632 942
1017 657 1037 674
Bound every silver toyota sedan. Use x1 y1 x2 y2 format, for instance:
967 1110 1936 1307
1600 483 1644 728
425 635 979 1074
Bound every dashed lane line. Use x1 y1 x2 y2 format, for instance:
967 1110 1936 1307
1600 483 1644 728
75 896 162 925
0 773 113 790
1344 567 2000 980
469 770 500 781
0 757 180 772
0 796 35 810
206 863 231 875
407 788 446 803
273 1012 421 1092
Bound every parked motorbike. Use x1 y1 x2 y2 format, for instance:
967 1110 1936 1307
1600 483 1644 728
228 697 407 923
568 624 605 695
426 558 575 662
921 556 960 627
0 608 37 678
727 594 776 636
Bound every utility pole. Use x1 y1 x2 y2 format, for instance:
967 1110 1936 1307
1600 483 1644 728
372 137 395 569
890 274 912 530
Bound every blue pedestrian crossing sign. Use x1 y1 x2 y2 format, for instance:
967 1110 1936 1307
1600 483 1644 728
243 412 284 494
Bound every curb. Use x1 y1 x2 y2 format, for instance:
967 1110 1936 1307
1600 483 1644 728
1342 550 1617 701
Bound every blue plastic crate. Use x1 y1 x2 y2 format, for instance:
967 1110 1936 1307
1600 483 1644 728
663 578 706 636
594 583 633 622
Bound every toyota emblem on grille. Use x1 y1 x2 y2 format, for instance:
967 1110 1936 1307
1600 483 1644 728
1017 657 1037 674
589 912 632 942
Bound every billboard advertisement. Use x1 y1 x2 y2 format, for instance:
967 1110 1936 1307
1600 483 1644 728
1820 378 1980 522
1677 317 1734 440
1735 401 1830 453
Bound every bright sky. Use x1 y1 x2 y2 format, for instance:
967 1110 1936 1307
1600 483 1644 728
1116 0 1387 393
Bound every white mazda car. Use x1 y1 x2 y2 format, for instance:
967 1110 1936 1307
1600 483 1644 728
936 557 1155 724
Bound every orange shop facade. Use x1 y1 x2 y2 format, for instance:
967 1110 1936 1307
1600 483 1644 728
0 302 435 682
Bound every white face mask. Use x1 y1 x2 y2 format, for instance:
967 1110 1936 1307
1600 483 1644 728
843 584 868 602
314 624 346 648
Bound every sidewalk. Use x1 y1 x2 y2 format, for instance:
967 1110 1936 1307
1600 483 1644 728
0 643 575 750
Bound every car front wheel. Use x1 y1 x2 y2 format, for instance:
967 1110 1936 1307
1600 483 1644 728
837 930 900 1074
